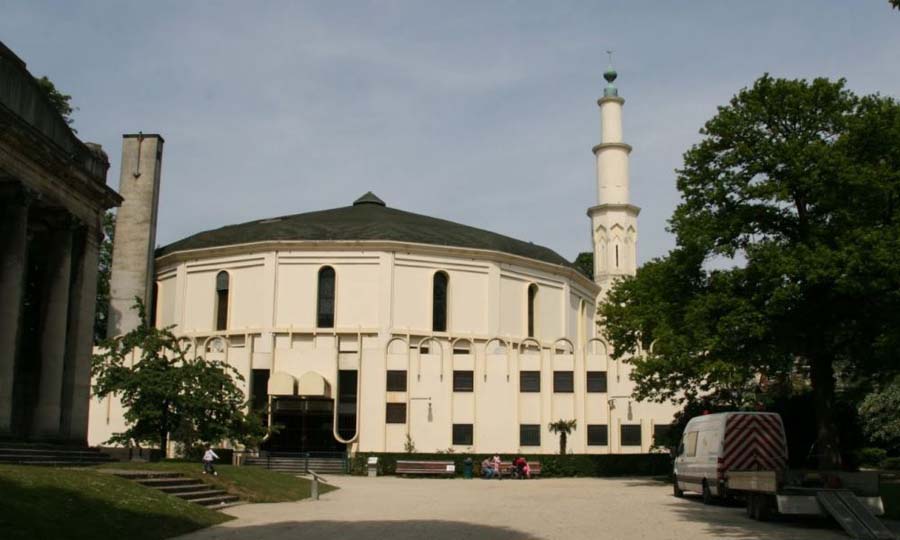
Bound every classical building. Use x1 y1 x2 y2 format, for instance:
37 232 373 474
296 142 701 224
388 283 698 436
0 41 121 444
89 67 677 455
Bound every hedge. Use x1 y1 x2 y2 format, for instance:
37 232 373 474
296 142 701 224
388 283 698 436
349 452 672 477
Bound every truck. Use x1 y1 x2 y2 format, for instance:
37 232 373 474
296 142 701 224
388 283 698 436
673 412 894 540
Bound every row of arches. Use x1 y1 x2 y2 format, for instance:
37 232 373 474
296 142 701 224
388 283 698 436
212 267 543 337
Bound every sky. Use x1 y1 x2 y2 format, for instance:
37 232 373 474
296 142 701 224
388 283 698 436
3 1 899 264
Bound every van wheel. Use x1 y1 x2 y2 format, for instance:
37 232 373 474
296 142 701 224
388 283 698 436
673 476 684 498
746 494 758 519
754 495 772 522
701 480 713 505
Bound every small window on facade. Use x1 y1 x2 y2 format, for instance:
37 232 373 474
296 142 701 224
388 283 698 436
520 424 541 446
452 341 471 355
586 371 608 393
215 271 229 331
432 271 448 332
386 370 407 392
553 371 574 393
615 244 619 268
519 371 541 393
587 424 609 446
385 403 406 424
621 424 642 447
317 266 335 328
452 424 473 445
453 370 474 392
653 424 673 447
527 284 538 337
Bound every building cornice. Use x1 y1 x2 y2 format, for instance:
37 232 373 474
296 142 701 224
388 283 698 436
591 142 632 155
155 239 600 297
586 203 641 217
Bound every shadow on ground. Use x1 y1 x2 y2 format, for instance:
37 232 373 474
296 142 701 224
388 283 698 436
177 520 540 540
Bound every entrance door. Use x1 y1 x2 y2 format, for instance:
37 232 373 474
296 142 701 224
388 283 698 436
266 397 345 453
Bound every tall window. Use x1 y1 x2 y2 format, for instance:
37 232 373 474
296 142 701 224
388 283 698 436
317 266 335 328
215 271 229 330
527 283 538 337
432 271 449 332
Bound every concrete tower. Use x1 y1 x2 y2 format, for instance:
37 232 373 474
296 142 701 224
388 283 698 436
107 133 164 337
588 62 639 299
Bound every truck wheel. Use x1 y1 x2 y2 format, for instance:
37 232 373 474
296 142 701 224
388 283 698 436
754 495 772 522
701 480 713 505
746 495 758 519
673 476 684 498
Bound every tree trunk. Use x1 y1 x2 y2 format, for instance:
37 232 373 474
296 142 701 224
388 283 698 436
809 355 841 470
560 432 567 455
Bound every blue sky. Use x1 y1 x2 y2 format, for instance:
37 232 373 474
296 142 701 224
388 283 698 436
3 1 899 263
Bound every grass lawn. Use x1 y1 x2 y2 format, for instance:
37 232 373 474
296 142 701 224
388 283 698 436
97 461 337 503
0 464 231 540
882 481 900 520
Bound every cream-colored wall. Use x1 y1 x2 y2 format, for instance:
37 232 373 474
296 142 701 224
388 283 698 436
89 244 678 454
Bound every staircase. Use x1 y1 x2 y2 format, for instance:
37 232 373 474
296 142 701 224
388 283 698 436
0 442 116 466
245 452 347 475
111 470 241 509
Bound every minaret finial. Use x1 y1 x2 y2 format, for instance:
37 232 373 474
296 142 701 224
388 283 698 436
603 50 618 97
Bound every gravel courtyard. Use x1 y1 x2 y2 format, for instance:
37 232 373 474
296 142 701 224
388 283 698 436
176 475 864 540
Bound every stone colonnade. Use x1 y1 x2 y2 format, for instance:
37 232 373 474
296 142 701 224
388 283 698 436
0 184 101 443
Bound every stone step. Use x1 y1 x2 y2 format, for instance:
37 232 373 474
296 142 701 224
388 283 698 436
157 483 210 494
137 477 199 488
175 489 228 501
111 471 184 480
191 494 241 507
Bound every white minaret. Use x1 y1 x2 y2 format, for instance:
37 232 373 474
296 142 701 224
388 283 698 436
588 59 639 299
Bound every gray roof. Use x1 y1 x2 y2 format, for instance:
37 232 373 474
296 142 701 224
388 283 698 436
157 192 574 268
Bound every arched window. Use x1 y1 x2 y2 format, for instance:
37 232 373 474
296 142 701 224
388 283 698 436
215 271 229 330
317 266 335 328
432 271 449 332
527 283 538 338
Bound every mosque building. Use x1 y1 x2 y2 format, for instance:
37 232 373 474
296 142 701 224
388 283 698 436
88 68 678 456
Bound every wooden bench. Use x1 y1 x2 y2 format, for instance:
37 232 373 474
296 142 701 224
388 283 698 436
498 461 542 478
395 460 456 476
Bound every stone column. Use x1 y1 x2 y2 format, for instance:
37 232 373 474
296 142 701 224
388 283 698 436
32 217 75 439
60 220 101 443
0 190 31 435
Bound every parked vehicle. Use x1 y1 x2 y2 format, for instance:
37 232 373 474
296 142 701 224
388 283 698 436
673 412 893 539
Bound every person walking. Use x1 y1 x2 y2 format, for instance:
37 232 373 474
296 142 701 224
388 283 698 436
202 446 219 476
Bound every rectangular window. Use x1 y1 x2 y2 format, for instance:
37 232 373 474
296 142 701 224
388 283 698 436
215 289 228 330
684 431 698 457
385 403 406 424
519 371 541 393
621 424 642 447
587 424 609 446
386 370 407 392
586 371 608 393
653 424 672 446
553 371 574 393
452 424 473 445
519 424 541 446
453 371 474 392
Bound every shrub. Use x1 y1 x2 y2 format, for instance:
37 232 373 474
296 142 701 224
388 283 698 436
349 452 671 477
855 448 888 468
881 457 900 471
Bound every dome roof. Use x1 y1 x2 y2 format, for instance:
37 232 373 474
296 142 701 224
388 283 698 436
157 193 575 268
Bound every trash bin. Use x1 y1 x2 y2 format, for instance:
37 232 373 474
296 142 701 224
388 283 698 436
463 457 473 479
367 456 379 477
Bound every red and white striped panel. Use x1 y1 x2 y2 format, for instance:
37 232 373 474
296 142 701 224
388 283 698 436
722 413 787 472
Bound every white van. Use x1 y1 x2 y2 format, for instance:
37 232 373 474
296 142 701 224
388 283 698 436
673 412 787 503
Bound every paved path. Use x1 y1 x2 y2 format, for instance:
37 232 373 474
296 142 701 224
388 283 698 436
176 475 872 540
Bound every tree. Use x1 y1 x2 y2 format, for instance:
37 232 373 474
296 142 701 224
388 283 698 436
891 0 899 10
34 76 77 129
573 252 594 281
94 211 115 343
859 376 900 454
92 298 264 453
601 75 900 469
548 419 577 455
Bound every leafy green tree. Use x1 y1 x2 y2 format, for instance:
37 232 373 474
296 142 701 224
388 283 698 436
891 0 899 10
548 419 577 455
859 376 900 454
573 252 594 280
92 298 264 454
34 76 77 129
601 75 900 469
94 211 115 343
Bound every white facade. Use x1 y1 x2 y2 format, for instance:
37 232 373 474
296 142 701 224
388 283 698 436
89 71 678 455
